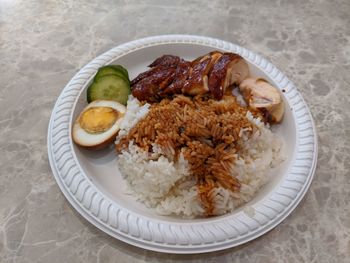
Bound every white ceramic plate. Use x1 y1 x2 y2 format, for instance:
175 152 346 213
48 35 317 254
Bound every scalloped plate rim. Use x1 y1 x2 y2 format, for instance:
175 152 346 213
47 34 318 254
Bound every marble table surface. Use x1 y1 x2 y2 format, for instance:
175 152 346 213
1 0 349 262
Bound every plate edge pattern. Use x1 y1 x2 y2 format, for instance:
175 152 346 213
48 35 317 252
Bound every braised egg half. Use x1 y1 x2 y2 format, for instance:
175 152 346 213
72 100 126 149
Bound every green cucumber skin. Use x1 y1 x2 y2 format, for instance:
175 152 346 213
94 65 129 83
110 65 129 80
87 84 93 103
87 75 131 105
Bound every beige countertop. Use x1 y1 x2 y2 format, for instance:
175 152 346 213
1 0 349 262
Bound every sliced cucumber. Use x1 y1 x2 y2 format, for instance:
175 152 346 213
94 65 129 83
87 75 131 105
110 65 129 80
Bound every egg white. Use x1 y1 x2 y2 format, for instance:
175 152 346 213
72 100 126 148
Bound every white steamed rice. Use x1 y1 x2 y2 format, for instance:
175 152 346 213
116 95 285 217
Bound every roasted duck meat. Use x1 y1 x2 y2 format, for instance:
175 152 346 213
131 67 176 102
208 53 249 100
239 78 285 123
130 51 249 102
131 55 181 86
161 59 192 96
131 55 182 102
183 51 223 96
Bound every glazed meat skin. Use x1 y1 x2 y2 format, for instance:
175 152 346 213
183 56 211 95
161 60 192 95
148 54 181 68
131 67 176 102
130 51 249 102
208 53 249 100
130 55 181 87
183 51 223 96
131 55 182 102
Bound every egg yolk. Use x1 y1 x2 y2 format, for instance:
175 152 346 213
79 106 119 134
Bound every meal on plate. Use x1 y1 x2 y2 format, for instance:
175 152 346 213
72 51 285 217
